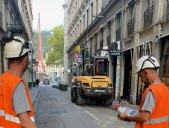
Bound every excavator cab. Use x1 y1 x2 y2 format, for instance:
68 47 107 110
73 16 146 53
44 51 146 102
94 57 108 76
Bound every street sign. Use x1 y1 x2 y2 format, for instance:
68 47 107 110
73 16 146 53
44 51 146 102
109 50 121 56
78 55 83 62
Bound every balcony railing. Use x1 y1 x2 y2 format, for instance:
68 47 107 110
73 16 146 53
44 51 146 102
116 27 121 41
0 11 2 28
100 39 103 49
127 18 135 36
144 5 154 28
107 34 111 45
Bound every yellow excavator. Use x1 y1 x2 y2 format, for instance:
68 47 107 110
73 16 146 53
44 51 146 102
71 52 114 106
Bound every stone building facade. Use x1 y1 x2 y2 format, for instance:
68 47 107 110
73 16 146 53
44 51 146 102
64 0 169 104
0 0 33 84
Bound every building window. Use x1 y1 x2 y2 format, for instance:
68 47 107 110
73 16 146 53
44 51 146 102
0 0 2 27
75 28 76 40
116 12 122 41
83 15 85 30
87 9 89 27
100 28 103 49
96 0 98 16
80 20 81 34
107 21 111 45
167 0 169 20
95 34 97 53
127 1 135 36
143 0 154 28
90 38 92 56
160 40 169 86
0 8 2 27
91 3 93 22
75 1 77 14
77 24 79 37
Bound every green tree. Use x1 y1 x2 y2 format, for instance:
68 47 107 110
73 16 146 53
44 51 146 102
45 26 64 66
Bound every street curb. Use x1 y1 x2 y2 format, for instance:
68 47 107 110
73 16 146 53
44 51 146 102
32 86 40 105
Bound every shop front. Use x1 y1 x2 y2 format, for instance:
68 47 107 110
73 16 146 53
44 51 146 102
136 41 152 105
122 49 133 101
158 35 169 88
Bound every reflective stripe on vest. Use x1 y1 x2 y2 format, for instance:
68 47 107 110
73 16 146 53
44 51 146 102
0 110 35 123
145 116 169 124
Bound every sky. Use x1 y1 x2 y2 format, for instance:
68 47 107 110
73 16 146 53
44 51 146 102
32 0 65 31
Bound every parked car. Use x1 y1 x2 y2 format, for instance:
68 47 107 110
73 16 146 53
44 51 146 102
52 81 60 88
43 79 50 85
54 76 61 82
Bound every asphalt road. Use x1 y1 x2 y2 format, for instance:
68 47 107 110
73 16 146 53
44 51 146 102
33 84 136 128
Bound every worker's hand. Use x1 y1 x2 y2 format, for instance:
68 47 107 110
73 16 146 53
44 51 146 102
118 110 128 121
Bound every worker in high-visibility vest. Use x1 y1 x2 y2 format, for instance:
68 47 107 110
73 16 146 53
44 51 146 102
118 56 169 128
0 35 37 128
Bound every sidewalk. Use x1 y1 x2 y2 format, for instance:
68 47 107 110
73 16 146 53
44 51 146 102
29 86 40 105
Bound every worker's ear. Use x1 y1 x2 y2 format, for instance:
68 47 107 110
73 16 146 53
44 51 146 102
144 69 151 74
144 69 151 78
23 55 28 63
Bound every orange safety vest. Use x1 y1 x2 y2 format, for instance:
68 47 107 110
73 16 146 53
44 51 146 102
135 83 169 128
0 72 35 128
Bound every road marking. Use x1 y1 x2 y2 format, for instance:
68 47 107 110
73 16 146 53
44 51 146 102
73 104 82 110
85 106 119 123
85 110 100 121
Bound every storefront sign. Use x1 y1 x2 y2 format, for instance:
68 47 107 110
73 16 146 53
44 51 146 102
78 55 83 62
75 45 81 53
109 50 121 56
108 42 121 56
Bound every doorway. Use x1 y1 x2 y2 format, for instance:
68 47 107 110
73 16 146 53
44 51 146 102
123 50 132 101
159 38 169 87
112 56 117 99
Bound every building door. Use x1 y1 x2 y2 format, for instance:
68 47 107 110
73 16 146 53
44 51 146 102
159 38 169 87
112 56 117 99
123 50 132 101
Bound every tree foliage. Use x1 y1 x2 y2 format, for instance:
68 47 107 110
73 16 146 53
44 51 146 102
45 26 64 66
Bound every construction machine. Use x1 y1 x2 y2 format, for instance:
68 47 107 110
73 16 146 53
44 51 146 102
71 47 114 106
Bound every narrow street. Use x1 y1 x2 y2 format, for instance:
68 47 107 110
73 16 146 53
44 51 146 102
33 84 137 128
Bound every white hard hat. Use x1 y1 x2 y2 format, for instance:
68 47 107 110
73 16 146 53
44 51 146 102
4 36 31 59
136 56 160 73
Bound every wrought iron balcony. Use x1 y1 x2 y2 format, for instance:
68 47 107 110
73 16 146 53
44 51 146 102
107 34 111 45
0 12 2 28
144 5 154 28
127 18 135 36
100 39 103 49
116 27 121 41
